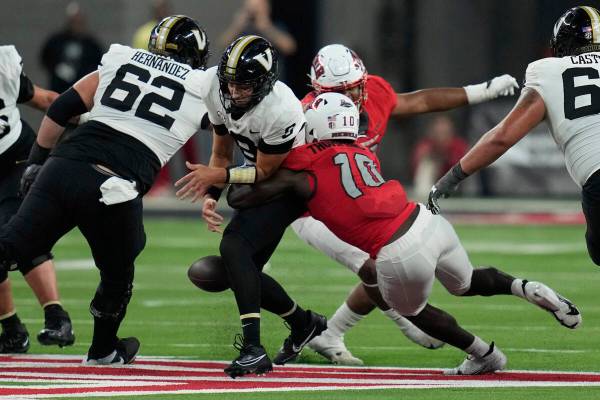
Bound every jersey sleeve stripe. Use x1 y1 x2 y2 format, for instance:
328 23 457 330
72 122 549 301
258 137 295 154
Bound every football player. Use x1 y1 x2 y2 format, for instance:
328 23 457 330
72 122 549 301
294 44 520 365
0 45 75 353
228 91 582 375
176 35 327 378
0 15 210 364
428 6 600 269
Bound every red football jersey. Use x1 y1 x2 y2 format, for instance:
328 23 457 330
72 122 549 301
302 75 398 153
283 140 416 259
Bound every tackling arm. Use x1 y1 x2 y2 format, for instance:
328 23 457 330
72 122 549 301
227 168 310 209
26 85 59 112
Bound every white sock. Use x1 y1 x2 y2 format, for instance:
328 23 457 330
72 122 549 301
511 279 526 299
465 336 491 358
381 308 412 331
326 302 365 338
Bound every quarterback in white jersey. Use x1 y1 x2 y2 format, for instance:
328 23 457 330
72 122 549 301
429 6 600 266
177 35 324 379
0 45 76 354
0 15 210 365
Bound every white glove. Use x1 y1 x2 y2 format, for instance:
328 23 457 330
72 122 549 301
464 74 519 104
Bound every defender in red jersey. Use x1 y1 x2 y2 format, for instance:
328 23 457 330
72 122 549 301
293 44 520 364
229 92 582 375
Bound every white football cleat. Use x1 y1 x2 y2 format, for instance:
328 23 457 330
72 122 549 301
444 342 507 375
306 331 363 365
523 281 582 329
393 316 445 349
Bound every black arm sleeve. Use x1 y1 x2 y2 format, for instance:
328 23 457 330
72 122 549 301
46 87 89 127
16 71 35 104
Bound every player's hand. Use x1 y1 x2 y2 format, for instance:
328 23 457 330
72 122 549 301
426 164 469 214
488 74 519 98
0 117 9 136
464 74 519 104
175 162 225 203
202 197 224 233
19 164 42 197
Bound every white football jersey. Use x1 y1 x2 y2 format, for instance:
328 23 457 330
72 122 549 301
202 66 305 164
90 44 208 166
525 53 600 187
0 45 25 154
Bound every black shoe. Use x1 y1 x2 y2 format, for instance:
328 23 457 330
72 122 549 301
273 310 327 365
37 315 75 347
83 337 140 365
0 324 30 354
224 334 273 378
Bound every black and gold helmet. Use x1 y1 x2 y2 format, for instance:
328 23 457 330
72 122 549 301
551 6 600 57
217 35 279 113
148 15 209 69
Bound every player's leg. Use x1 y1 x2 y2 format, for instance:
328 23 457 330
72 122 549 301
22 257 74 347
434 214 582 329
0 271 29 353
293 216 441 365
0 143 73 347
376 205 506 375
220 195 323 376
582 170 600 265
0 157 76 349
0 164 29 353
76 164 144 365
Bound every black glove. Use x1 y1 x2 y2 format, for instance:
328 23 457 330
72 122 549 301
19 164 42 197
427 163 469 215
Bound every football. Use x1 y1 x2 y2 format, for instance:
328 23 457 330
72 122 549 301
187 255 230 293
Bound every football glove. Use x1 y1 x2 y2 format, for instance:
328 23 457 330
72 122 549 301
427 163 469 215
19 164 42 197
464 74 519 104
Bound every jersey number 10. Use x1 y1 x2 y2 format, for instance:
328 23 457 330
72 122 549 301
334 152 385 199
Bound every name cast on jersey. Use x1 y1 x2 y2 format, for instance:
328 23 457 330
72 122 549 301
307 140 362 154
130 51 191 80
570 54 600 64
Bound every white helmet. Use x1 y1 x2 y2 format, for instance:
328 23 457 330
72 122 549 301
309 44 368 108
305 92 359 143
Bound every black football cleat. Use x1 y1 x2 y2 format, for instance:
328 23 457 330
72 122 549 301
83 337 140 365
37 315 75 347
273 310 327 365
0 323 30 354
224 334 273 378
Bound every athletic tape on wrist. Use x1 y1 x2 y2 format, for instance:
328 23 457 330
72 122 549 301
226 165 257 184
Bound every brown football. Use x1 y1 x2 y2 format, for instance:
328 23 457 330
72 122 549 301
187 255 230 293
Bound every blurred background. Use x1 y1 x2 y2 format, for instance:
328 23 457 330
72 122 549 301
5 0 591 203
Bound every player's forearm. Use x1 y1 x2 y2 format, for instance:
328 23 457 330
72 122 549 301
28 86 59 112
395 88 467 116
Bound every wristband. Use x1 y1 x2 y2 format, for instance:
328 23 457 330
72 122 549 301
449 163 469 183
225 165 257 184
463 82 488 104
206 186 223 201
27 142 51 165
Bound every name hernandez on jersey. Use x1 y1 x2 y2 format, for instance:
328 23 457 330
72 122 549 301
525 53 600 187
202 66 306 164
301 75 398 153
283 140 416 259
0 45 25 153
90 44 207 166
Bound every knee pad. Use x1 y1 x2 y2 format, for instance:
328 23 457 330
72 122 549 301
18 252 54 276
89 281 133 321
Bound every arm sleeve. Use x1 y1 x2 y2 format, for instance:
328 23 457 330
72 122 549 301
523 60 545 98
16 71 35 104
258 103 306 154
